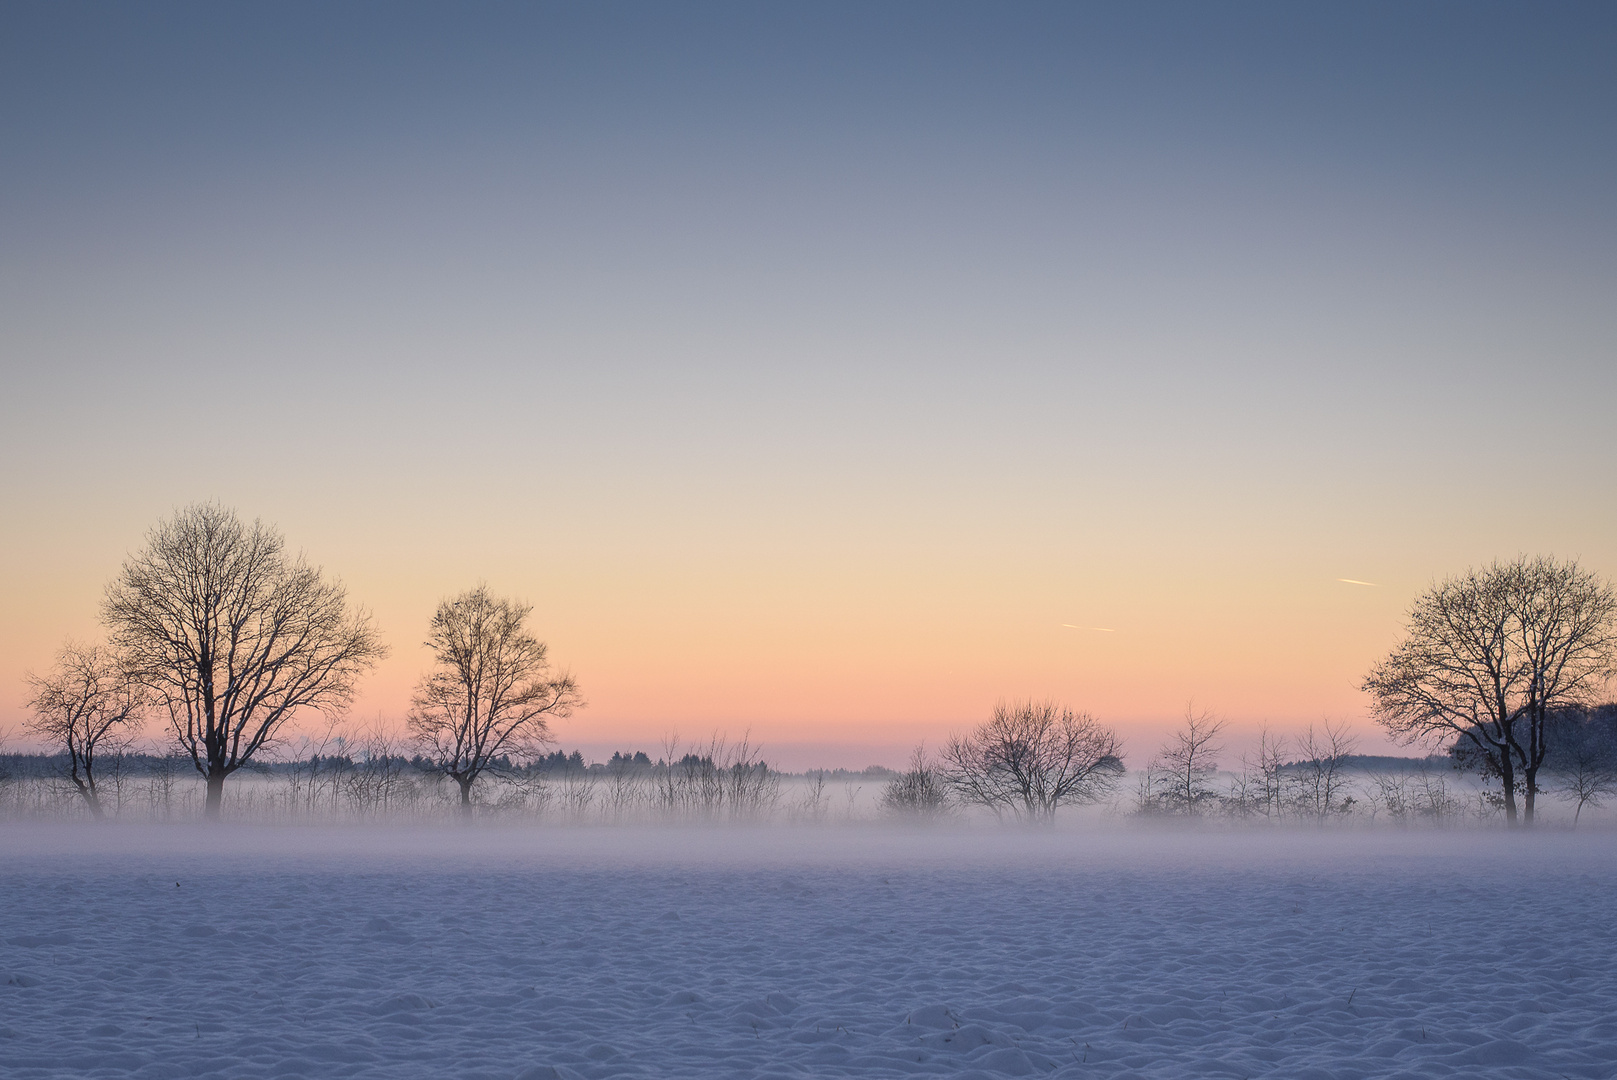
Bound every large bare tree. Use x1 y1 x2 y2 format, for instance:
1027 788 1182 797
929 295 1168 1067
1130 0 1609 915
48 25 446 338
943 701 1123 823
1364 556 1617 825
102 503 385 820
25 641 145 819
408 585 581 816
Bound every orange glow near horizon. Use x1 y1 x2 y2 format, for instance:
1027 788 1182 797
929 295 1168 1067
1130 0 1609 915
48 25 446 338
9 492 1597 771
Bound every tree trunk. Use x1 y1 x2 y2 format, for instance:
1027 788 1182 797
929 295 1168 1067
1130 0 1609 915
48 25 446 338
457 776 475 820
1522 765 1538 825
1499 755 1518 826
204 770 227 822
69 771 104 821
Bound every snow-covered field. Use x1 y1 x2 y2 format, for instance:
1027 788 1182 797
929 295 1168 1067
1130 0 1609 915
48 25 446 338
3 826 1615 1079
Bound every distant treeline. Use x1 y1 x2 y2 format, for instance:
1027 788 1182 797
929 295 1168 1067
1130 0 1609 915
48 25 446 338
0 748 897 782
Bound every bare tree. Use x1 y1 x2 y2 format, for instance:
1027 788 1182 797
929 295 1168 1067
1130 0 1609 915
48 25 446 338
603 751 648 824
102 503 384 821
943 701 1123 823
794 772 831 824
1290 719 1358 822
408 585 581 817
24 642 145 820
645 733 778 822
1248 726 1288 820
342 720 413 820
1557 749 1615 826
1556 730 1617 826
1369 764 1464 826
881 745 951 820
719 733 780 821
1146 707 1225 815
1364 556 1617 825
1511 560 1617 820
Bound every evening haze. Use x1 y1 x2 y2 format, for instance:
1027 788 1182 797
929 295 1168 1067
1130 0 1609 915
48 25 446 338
3 3 1614 767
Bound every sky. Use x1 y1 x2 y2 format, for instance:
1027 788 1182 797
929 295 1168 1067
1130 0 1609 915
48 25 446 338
2 2 1614 769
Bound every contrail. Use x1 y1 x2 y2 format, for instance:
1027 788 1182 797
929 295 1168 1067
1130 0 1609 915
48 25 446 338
1336 578 1381 587
1062 624 1117 632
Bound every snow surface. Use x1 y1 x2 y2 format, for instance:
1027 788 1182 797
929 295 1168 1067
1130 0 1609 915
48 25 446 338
2 825 1615 1079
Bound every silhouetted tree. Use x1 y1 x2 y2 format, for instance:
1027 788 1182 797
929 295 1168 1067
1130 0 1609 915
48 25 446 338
103 503 384 820
1144 707 1225 816
1243 726 1287 820
408 585 581 816
881 746 950 819
1290 719 1358 821
24 642 144 819
1364 556 1617 825
1549 705 1617 825
943 701 1123 823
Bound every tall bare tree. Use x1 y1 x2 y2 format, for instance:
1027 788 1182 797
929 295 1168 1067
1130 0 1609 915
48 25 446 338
1146 707 1225 815
408 585 581 816
1364 556 1617 825
943 701 1123 823
102 503 385 820
24 642 145 819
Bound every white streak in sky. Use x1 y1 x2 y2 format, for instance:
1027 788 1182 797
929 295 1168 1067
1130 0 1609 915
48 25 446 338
1336 578 1382 587
1062 624 1117 632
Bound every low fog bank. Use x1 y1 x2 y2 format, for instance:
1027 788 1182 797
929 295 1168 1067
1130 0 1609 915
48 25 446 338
5 819 1615 880
2 759 1611 829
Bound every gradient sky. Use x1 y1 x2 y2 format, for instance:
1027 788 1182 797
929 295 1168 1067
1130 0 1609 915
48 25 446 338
3 2 1614 768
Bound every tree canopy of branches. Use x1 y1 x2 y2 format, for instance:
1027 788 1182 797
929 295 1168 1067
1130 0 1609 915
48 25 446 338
24 641 145 819
408 585 582 815
1363 555 1617 825
102 503 385 820
943 701 1123 823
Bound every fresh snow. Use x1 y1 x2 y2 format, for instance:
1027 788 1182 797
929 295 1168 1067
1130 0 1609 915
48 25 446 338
2 826 1614 1078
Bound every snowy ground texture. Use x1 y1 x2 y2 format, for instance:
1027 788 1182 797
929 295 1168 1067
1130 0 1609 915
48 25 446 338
3 827 1615 1080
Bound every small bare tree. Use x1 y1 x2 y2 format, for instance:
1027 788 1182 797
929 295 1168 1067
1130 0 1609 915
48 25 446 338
1290 719 1358 821
720 734 780 821
881 745 951 820
794 772 831 824
1248 726 1288 820
603 752 647 823
24 642 145 820
943 701 1123 823
1558 743 1617 826
343 720 412 819
103 503 385 820
408 585 582 817
1365 556 1617 826
1146 707 1225 815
